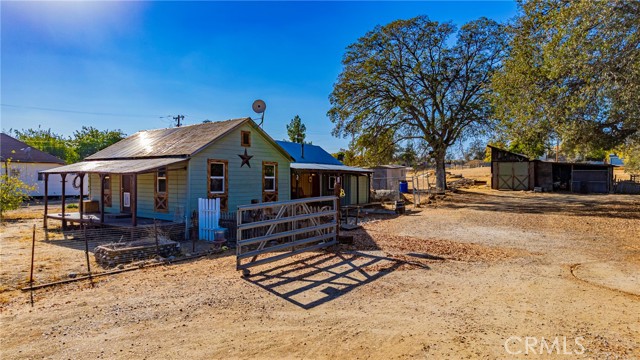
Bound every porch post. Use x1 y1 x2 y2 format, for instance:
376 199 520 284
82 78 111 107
61 173 67 230
43 173 49 229
99 174 105 224
79 174 84 223
184 160 191 241
131 174 137 227
356 174 360 205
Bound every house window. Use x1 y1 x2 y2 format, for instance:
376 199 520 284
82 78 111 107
155 168 168 212
328 175 342 190
38 173 44 181
209 162 225 193
10 168 20 178
262 161 278 202
241 131 251 147
102 175 112 207
264 164 276 191
208 159 228 211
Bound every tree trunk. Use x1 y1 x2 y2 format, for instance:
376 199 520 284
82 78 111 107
434 150 447 193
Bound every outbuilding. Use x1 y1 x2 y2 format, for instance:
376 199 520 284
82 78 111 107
489 145 614 193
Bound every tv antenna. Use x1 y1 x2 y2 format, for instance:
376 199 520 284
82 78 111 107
252 99 266 127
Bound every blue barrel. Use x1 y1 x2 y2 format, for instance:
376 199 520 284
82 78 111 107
399 181 409 193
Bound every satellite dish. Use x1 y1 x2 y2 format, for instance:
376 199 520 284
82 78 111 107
252 99 266 114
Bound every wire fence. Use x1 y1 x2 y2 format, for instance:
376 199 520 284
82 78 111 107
26 213 240 289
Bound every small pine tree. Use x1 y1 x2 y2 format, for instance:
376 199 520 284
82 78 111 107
286 115 307 144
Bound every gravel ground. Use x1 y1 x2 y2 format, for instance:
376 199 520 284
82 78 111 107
1 190 639 359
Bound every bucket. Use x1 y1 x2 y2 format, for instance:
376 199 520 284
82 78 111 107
399 181 409 193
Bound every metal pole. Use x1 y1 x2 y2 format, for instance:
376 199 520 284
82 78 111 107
29 224 36 285
83 223 93 285
43 173 49 229
30 224 36 307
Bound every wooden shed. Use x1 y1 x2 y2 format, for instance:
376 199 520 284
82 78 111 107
489 145 614 193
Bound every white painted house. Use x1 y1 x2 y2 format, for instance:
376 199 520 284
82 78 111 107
1 133 87 197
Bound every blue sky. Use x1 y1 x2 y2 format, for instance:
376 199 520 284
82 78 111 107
1 1 517 153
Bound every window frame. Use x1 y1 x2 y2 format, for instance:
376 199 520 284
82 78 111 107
208 161 226 194
241 130 251 147
154 168 168 212
263 164 276 192
207 159 229 212
102 174 112 207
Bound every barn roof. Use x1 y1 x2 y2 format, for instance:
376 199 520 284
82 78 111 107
0 133 65 164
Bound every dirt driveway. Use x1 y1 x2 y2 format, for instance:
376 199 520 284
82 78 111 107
1 190 639 359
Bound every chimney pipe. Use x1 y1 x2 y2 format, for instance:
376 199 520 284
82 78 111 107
301 142 304 159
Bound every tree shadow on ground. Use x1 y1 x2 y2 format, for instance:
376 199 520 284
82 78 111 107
243 250 430 310
442 190 640 220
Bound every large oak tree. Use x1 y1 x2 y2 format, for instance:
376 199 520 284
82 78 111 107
492 0 640 159
328 16 507 190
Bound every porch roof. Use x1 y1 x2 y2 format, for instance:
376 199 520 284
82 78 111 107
40 157 187 174
291 162 373 173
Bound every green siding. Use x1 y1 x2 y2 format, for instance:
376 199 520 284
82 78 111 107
188 123 290 213
89 173 121 213
358 175 369 204
85 122 290 220
88 166 187 220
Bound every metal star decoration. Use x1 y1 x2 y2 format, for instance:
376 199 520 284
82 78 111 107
238 148 253 168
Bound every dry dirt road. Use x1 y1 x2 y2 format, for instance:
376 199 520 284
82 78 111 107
1 190 639 359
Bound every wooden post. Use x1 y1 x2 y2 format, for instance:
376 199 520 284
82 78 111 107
131 174 137 227
78 174 84 223
61 173 67 230
99 174 105 224
43 173 49 229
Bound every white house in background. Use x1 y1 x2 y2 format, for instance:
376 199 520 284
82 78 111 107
0 133 87 197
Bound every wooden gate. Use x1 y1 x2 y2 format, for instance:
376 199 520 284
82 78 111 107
236 196 338 274
497 162 529 190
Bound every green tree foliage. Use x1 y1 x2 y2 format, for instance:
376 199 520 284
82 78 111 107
342 129 398 167
72 126 126 160
0 160 36 221
328 16 507 190
13 126 125 163
492 0 640 159
13 127 77 163
286 115 307 144
398 142 418 166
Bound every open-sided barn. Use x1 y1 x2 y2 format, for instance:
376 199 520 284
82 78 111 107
489 145 615 193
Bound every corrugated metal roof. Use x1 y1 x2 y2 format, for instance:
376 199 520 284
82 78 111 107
40 158 187 174
275 141 343 165
86 118 249 160
371 164 412 170
1 133 65 164
291 163 372 173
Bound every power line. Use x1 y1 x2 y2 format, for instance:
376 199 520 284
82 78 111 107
1 103 162 118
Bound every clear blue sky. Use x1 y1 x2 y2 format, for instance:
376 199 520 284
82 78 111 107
1 1 517 153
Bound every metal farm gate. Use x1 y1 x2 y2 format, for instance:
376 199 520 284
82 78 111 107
236 196 338 274
497 162 530 190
